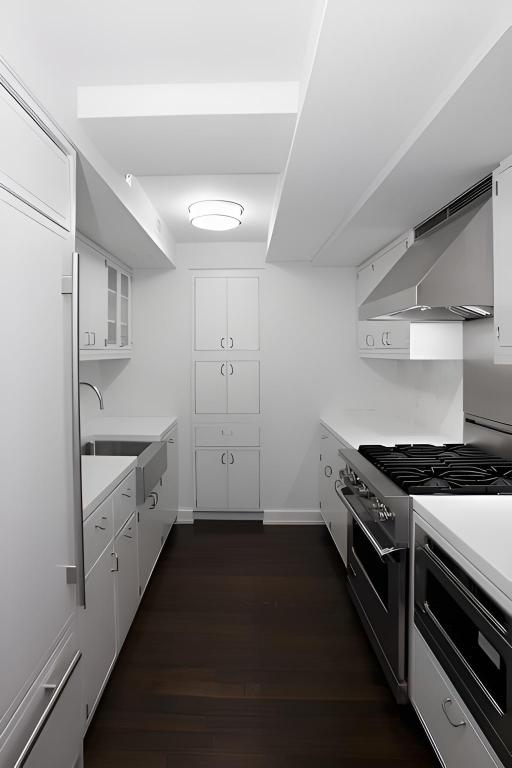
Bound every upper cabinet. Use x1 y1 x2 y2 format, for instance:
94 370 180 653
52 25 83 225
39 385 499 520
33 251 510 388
194 276 259 351
78 235 133 360
493 160 512 363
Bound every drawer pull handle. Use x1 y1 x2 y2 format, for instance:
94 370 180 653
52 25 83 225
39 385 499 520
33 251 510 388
123 533 134 539
13 651 82 768
122 491 132 498
441 698 466 728
324 465 332 477
94 524 106 531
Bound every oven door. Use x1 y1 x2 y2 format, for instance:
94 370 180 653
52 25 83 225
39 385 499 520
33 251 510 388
343 487 408 703
415 526 512 767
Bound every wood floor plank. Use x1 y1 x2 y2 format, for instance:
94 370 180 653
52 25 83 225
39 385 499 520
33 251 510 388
84 523 438 766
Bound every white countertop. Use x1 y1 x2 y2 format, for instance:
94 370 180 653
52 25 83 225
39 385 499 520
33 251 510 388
321 409 461 449
81 455 137 519
413 495 512 604
82 415 177 442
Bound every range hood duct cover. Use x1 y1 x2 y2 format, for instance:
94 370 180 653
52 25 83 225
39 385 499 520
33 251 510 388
359 181 493 322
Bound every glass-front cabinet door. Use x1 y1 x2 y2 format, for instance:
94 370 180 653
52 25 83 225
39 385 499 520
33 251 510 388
120 272 130 347
107 264 118 346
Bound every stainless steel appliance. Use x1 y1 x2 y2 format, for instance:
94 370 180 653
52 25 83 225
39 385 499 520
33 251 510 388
414 524 512 767
338 441 512 704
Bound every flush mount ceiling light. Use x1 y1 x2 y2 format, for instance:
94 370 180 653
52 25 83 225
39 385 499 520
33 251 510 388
188 200 244 231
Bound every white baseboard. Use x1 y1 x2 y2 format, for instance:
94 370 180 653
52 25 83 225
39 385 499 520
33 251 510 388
177 508 194 524
263 509 323 525
194 510 263 521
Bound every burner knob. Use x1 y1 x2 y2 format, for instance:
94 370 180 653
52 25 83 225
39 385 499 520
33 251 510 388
356 483 370 497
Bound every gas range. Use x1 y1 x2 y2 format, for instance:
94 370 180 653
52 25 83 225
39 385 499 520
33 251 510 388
358 442 512 495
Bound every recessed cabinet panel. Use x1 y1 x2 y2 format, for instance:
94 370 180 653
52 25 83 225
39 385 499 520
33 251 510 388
195 277 228 350
195 361 227 414
228 361 260 414
195 423 260 447
227 277 259 350
227 449 260 510
195 449 228 510
0 82 71 229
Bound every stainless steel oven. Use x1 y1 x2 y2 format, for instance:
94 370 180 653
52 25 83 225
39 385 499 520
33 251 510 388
337 448 410 703
415 525 512 767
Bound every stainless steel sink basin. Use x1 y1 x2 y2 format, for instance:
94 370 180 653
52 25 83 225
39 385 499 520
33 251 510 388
82 439 167 504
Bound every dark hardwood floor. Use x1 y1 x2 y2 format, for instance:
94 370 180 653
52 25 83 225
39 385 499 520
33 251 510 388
84 522 437 767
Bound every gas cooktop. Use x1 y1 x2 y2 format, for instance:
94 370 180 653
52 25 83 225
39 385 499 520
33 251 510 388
358 443 512 495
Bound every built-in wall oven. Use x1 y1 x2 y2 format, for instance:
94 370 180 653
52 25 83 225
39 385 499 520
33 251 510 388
415 525 512 767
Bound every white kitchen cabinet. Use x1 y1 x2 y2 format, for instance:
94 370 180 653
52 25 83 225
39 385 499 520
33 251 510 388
319 430 347 566
81 545 117 724
115 514 139 650
195 360 260 414
357 233 412 305
195 448 260 511
78 234 133 360
493 161 512 362
411 628 500 768
159 426 179 536
358 320 463 360
138 484 169 595
194 276 259 351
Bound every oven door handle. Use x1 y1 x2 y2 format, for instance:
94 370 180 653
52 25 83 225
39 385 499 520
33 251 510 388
335 481 404 559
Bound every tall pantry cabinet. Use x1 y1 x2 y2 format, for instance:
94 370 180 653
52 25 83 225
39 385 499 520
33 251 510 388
193 275 261 513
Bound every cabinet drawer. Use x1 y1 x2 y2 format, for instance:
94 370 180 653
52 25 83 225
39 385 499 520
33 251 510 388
411 628 499 768
195 423 260 447
113 470 136 534
0 82 71 229
84 497 114 576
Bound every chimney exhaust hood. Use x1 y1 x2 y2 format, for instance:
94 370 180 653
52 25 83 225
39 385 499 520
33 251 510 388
359 177 493 322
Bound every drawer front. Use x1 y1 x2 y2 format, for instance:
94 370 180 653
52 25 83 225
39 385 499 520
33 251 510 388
113 470 136 534
195 423 260 447
0 81 71 229
411 628 499 768
84 496 114 576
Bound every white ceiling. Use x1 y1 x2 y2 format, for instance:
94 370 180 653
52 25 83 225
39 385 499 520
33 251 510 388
138 174 279 242
267 0 512 265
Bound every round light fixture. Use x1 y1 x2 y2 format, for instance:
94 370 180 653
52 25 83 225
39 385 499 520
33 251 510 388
188 200 244 231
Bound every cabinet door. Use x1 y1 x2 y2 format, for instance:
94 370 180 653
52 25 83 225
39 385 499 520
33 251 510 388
227 449 260 510
119 271 131 348
194 277 227 350
138 493 164 594
227 277 259 350
494 167 512 351
106 263 119 347
115 514 139 649
79 246 107 349
227 361 260 414
319 432 336 527
81 546 116 721
195 449 228 510
195 361 227 413
329 480 348 566
160 427 179 526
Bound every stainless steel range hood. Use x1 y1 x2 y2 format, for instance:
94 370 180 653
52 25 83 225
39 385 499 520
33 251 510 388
359 183 493 322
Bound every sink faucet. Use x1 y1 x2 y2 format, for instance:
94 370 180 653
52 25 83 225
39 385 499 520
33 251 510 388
80 381 104 410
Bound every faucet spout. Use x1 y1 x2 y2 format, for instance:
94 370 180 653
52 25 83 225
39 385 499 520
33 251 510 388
80 381 104 410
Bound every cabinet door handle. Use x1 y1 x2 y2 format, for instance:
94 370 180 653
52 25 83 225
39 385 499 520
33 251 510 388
228 363 234 376
220 337 226 348
497 325 501 341
90 331 96 346
381 331 387 345
385 331 391 346
441 698 466 728
229 452 234 464
110 552 119 573
220 363 226 376
94 524 106 531
221 452 227 464
229 336 234 348
123 532 133 539
365 334 374 347
324 465 332 478
149 492 157 509
122 491 132 498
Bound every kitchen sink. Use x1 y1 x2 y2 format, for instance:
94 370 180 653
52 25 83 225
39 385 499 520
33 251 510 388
82 439 167 504
82 440 151 457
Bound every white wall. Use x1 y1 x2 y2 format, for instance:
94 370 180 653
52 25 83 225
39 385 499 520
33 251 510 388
80 242 463 517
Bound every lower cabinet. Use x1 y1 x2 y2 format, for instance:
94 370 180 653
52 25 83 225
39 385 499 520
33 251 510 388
115 514 139 650
319 428 348 566
138 488 167 595
410 627 500 768
81 546 117 724
195 447 260 510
